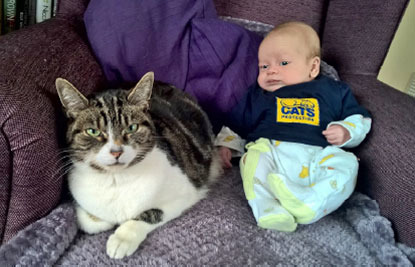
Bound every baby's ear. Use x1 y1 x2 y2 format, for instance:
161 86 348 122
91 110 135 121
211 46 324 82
309 56 321 78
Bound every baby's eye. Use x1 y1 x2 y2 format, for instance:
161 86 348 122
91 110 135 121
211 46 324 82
259 65 269 70
280 61 289 66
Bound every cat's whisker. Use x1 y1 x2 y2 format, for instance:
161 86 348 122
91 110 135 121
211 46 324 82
56 158 75 168
54 160 81 182
56 161 74 170
55 163 75 178
54 168 74 182
57 155 73 162
57 148 75 155
56 152 75 162
58 148 74 152
55 158 79 172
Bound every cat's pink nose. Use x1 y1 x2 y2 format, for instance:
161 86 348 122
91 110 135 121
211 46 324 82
111 151 123 159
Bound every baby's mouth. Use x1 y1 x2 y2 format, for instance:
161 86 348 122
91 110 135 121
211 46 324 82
267 79 282 85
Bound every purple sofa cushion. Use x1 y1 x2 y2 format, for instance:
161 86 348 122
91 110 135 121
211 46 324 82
322 0 408 76
0 16 105 244
341 73 415 247
84 0 262 128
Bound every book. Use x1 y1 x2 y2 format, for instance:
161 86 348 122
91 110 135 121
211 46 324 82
36 0 52 23
19 0 38 28
1 0 55 35
377 0 415 97
52 0 58 17
3 0 17 34
16 0 27 29
0 1 2 35
27 0 37 26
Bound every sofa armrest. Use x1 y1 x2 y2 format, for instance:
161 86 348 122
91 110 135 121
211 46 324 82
0 131 11 242
322 0 408 76
343 74 415 247
0 17 105 243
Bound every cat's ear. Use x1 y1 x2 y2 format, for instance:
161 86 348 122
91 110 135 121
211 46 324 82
56 78 89 113
128 72 154 106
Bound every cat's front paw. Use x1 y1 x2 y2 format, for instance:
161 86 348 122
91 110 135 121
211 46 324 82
106 220 147 259
76 205 114 234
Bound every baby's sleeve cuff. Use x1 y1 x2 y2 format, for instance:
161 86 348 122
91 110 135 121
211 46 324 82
214 126 246 156
327 114 372 148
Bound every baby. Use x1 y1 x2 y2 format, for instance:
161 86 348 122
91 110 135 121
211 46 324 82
216 21 372 231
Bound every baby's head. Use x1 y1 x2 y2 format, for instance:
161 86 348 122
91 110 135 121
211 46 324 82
257 21 321 92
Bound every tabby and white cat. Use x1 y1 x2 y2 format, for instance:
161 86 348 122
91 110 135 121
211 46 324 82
56 72 222 259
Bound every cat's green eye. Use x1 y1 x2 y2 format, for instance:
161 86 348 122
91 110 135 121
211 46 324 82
126 124 138 133
86 128 101 137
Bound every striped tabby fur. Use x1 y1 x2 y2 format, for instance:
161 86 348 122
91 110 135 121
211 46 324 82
56 72 222 259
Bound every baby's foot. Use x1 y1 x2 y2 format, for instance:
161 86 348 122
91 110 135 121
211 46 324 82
258 210 297 232
267 173 315 224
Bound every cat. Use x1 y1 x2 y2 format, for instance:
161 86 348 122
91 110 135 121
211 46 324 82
56 72 222 259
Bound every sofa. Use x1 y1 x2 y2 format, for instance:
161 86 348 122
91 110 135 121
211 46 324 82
0 0 413 260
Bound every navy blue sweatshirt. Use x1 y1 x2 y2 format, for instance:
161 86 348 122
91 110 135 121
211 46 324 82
226 75 371 147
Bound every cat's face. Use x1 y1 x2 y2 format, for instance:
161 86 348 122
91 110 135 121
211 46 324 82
56 72 155 172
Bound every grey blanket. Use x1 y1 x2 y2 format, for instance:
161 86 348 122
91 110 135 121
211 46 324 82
1 167 414 266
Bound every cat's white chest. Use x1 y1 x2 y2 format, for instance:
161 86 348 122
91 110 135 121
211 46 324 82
68 147 203 224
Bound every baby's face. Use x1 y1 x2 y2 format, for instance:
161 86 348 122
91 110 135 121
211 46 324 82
257 33 318 92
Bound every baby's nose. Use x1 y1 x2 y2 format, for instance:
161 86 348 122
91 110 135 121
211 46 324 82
267 66 278 74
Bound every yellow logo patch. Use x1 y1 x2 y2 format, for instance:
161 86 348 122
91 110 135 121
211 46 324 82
276 97 320 126
223 136 235 142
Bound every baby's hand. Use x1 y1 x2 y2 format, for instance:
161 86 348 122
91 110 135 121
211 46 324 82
322 125 350 146
219 146 233 169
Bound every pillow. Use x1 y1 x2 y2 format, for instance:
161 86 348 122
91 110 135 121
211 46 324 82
84 0 262 130
186 18 261 125
84 0 217 89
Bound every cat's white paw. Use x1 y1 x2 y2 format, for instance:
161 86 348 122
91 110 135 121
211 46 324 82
76 205 114 234
106 220 147 259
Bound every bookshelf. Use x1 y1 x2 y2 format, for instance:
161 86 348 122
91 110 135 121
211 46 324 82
1 0 58 35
